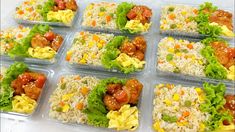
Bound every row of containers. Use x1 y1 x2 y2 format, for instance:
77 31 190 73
1 0 235 132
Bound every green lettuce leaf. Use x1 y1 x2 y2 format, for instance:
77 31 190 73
200 82 232 131
83 77 126 127
0 62 28 111
39 0 55 21
200 37 227 46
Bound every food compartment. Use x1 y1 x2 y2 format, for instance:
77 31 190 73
159 2 235 39
64 31 149 74
81 1 153 34
151 79 235 132
0 62 51 118
155 36 235 84
0 24 68 65
14 0 80 27
45 70 145 131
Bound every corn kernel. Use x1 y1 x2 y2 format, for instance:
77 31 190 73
88 41 94 48
168 37 174 41
169 61 176 66
173 94 180 101
79 59 87 64
99 12 105 16
97 43 103 49
83 53 88 59
164 99 172 106
195 88 203 95
168 48 174 53
176 52 182 57
62 93 74 101
62 104 70 112
153 121 165 132
181 11 187 15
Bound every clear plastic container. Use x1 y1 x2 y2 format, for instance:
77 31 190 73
148 78 235 132
80 1 155 35
154 35 235 87
41 69 147 131
13 0 80 27
63 30 151 75
1 30 69 65
159 3 235 40
0 61 54 119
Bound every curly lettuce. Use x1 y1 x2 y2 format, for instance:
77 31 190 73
0 62 28 111
200 37 227 46
101 36 137 74
83 77 126 127
8 24 50 57
200 46 227 79
200 82 232 131
116 2 134 32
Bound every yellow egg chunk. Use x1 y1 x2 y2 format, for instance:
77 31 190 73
12 94 37 114
47 9 75 25
28 46 56 59
116 53 145 69
153 121 165 132
107 105 139 131
227 65 235 80
124 20 151 33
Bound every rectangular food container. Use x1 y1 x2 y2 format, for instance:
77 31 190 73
159 2 235 40
0 61 53 119
148 78 235 132
62 30 151 75
41 68 148 132
80 1 155 35
154 35 235 86
1 29 69 65
13 0 80 27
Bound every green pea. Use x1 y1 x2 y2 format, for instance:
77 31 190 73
166 54 173 61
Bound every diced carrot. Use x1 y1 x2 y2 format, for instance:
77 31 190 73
187 44 193 49
178 116 184 121
17 10 24 15
18 25 23 29
60 77 65 83
59 101 65 106
158 60 164 64
17 34 23 38
76 102 84 110
75 76 80 80
91 20 96 27
174 44 180 49
80 31 85 35
180 90 185 95
80 87 90 96
183 111 190 117
106 15 111 23
93 35 100 42
193 9 198 14
66 54 71 61
24 1 29 5
168 13 176 20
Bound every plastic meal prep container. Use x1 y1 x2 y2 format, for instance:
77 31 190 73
149 78 235 132
159 3 235 40
0 62 53 119
0 27 69 65
63 30 151 75
80 1 155 35
154 35 235 86
13 0 80 27
41 69 148 131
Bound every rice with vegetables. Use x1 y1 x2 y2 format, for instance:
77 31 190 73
66 32 114 66
49 75 100 124
157 37 206 77
160 5 198 33
0 26 30 54
152 84 209 132
15 0 47 21
82 2 118 29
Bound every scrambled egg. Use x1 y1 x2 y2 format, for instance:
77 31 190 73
227 65 235 80
116 53 145 69
210 22 235 37
47 9 75 25
12 94 37 114
125 20 151 33
107 104 139 131
217 122 235 132
28 46 56 59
